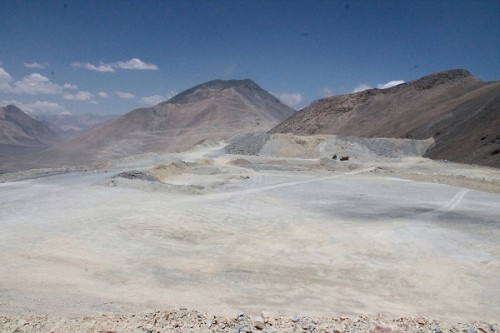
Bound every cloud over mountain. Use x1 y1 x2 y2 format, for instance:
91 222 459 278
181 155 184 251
321 87 335 98
140 92 177 105
352 84 371 93
272 92 303 107
353 80 405 93
377 80 405 89
0 99 70 115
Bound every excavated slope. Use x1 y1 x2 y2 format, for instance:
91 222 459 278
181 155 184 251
272 69 500 168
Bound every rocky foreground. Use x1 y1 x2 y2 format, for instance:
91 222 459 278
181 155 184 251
1 309 498 333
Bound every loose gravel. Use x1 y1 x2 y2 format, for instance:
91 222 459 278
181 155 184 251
224 132 271 156
1 308 498 333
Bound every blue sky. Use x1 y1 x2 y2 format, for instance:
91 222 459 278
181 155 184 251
1 0 499 116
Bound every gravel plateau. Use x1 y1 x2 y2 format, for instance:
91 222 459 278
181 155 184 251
1 140 499 332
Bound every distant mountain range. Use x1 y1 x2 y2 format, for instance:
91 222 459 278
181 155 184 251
1 71 499 172
271 69 500 168
33 113 116 137
47 79 294 164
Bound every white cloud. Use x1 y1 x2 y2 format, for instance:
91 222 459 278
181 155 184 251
352 80 405 93
223 63 237 77
115 91 135 99
14 73 63 95
0 99 70 115
352 84 372 93
272 92 303 107
321 87 335 98
27 101 71 115
0 99 20 107
114 58 159 70
377 80 405 89
71 62 115 73
0 68 93 103
90 100 99 105
0 67 13 92
63 83 78 90
24 62 49 69
63 90 93 101
72 58 158 73
98 91 109 98
140 91 177 105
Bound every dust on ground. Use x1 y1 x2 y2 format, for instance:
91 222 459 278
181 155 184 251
0 138 499 329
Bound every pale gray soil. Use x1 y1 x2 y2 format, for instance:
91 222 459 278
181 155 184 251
0 140 499 331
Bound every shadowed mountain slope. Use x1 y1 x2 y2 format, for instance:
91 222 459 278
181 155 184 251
271 69 500 168
41 79 295 166
0 105 58 147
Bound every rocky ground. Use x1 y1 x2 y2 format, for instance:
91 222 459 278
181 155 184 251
226 133 434 160
224 133 500 193
1 141 499 332
1 308 498 333
224 132 271 156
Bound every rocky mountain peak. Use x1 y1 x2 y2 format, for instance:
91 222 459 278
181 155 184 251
164 79 261 105
407 69 474 91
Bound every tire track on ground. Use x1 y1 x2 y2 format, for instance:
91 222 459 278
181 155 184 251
438 189 469 212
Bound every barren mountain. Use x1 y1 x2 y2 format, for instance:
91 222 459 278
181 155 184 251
271 69 500 168
33 113 116 137
35 79 295 166
0 105 58 147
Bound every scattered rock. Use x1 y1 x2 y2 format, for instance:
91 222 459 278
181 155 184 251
0 309 497 333
114 170 158 182
261 311 270 323
478 325 494 333
225 132 271 155
254 320 266 330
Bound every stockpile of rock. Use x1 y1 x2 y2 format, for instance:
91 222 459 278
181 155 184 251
224 132 271 156
114 171 159 182
1 308 497 333
224 132 434 161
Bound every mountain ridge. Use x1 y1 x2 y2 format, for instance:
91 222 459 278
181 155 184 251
38 79 294 166
33 113 117 137
0 105 58 147
164 79 262 105
271 69 500 167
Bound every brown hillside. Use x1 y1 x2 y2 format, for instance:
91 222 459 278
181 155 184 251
271 69 500 168
0 105 58 147
9 79 294 169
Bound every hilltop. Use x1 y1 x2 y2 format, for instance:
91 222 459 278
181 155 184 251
271 69 500 168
